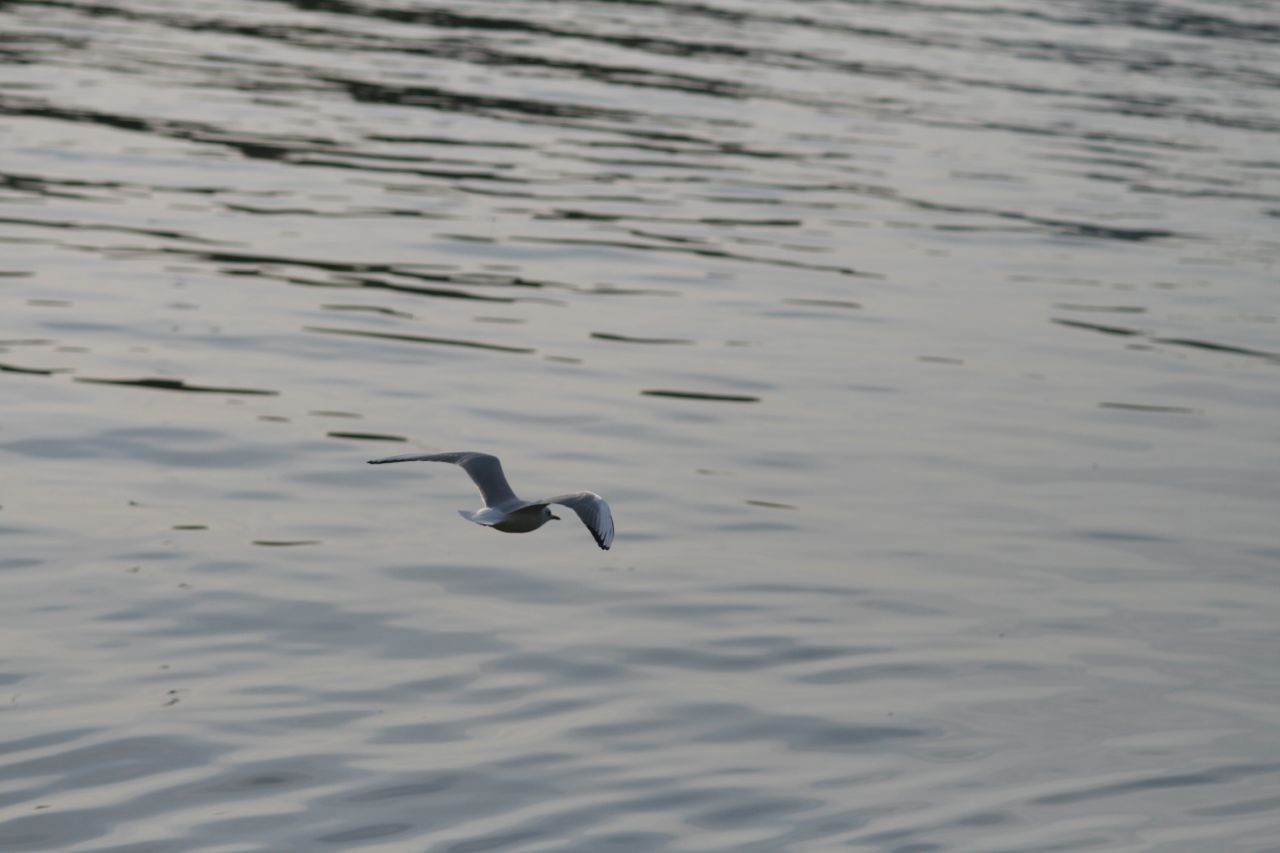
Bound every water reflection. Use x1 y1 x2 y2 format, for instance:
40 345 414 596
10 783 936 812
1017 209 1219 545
642 390 760 402
1055 318 1280 363
75 377 280 395
305 325 536 354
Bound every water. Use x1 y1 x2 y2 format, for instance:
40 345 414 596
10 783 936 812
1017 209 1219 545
2 0 1279 850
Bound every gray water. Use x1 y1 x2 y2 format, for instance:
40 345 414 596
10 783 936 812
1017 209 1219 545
2 0 1279 850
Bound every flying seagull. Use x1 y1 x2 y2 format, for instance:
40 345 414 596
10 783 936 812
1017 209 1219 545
367 451 614 550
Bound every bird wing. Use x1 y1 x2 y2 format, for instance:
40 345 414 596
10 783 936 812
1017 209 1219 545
367 451 520 508
539 492 614 550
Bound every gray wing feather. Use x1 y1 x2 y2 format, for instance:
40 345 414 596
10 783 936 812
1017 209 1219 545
540 492 614 550
368 451 520 508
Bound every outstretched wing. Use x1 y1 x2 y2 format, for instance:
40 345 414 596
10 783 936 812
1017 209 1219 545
540 492 614 550
368 451 519 508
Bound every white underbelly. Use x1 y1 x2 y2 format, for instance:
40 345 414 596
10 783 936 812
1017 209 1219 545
491 508 549 533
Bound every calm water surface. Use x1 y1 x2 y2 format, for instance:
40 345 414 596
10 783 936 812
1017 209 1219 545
2 0 1279 850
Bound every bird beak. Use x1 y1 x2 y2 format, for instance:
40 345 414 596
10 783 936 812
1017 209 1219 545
550 514 561 520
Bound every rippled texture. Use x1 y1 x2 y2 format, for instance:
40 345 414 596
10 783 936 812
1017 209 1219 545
2 0 1279 850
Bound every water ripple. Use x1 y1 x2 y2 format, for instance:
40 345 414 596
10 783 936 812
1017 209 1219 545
2 0 1278 849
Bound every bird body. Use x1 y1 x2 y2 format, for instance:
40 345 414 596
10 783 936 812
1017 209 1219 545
368 451 614 550
460 504 552 533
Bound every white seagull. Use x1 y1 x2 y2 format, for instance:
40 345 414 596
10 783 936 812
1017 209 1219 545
368 451 614 550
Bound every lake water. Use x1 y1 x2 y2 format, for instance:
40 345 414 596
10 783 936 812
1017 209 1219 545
2 0 1279 850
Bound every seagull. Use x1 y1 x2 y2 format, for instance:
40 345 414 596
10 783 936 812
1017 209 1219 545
368 451 614 550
